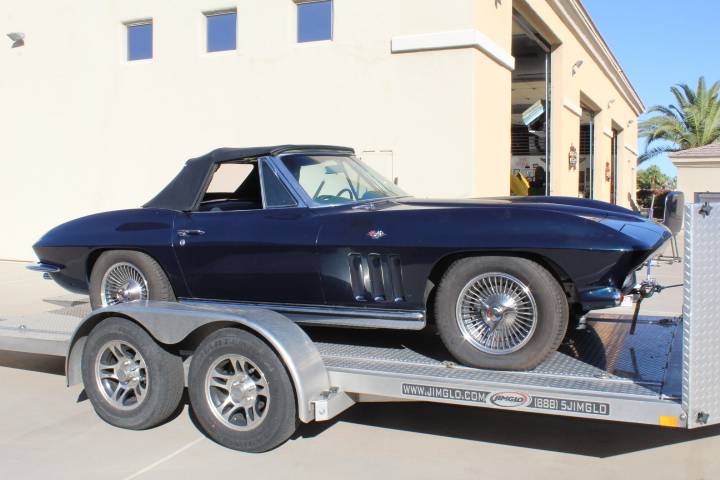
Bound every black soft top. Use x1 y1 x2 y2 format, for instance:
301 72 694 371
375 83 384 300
143 145 354 211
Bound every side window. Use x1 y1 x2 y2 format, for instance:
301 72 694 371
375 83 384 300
206 163 255 193
199 161 263 211
261 162 297 208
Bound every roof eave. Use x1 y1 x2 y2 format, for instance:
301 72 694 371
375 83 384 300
548 0 645 116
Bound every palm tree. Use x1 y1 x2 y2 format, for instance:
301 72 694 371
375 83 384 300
639 77 720 163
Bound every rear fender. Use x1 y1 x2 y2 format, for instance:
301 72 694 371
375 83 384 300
65 301 329 423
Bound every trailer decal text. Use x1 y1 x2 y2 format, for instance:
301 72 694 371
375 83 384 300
529 396 610 415
401 384 490 403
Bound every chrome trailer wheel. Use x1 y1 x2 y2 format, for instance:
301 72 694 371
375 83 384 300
456 272 538 355
189 329 298 452
94 340 148 410
205 354 270 432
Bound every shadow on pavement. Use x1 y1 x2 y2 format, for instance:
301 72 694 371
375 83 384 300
0 351 64 375
310 401 720 458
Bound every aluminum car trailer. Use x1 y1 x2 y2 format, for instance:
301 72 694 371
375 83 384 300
1 203 718 452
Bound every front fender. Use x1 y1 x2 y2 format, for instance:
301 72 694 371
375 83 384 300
66 301 330 423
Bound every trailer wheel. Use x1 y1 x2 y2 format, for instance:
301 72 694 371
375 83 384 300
188 328 298 453
81 317 185 430
435 256 568 370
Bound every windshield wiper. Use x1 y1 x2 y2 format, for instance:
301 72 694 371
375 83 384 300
352 199 395 211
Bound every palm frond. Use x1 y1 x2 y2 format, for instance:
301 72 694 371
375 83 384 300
640 76 720 156
638 145 680 164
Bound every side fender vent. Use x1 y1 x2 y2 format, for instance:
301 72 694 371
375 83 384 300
347 253 405 303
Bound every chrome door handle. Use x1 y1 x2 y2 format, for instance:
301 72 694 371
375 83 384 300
176 229 205 237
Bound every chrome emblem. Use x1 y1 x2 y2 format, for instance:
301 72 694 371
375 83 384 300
367 229 386 240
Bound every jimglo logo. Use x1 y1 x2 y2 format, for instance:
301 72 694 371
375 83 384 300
490 391 529 408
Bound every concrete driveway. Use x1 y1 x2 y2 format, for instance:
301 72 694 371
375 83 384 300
1 260 718 480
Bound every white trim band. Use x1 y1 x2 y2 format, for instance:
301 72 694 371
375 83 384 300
563 97 583 117
391 29 515 71
625 145 638 156
603 128 614 139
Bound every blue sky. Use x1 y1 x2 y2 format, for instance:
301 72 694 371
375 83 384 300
583 0 720 176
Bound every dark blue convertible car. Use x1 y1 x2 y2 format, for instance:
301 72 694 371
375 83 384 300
31 145 670 370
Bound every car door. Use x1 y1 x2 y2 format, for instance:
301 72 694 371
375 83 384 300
172 158 323 305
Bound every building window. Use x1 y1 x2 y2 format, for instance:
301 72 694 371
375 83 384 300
206 10 237 52
297 1 332 43
127 21 153 61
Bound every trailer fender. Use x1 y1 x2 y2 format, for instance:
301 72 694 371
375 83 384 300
65 301 330 423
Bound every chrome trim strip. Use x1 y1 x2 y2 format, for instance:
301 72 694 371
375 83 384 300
293 315 425 331
26 263 62 273
179 298 425 322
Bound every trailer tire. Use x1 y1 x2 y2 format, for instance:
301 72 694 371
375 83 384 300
435 256 568 370
81 317 185 430
188 328 298 453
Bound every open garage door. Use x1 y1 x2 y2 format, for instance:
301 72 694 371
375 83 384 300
511 14 551 197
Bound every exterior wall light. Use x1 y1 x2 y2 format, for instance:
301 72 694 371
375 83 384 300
568 144 578 169
572 60 583 76
7 32 24 48
607 98 616 109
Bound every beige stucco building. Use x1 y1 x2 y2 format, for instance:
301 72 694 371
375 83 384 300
671 144 720 203
1 0 643 260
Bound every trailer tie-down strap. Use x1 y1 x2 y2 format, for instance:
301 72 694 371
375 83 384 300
629 282 683 335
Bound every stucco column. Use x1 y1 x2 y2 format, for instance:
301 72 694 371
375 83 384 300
549 45 581 197
472 0 513 197
592 111 613 203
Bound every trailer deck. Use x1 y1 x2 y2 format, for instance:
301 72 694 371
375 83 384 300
0 296 685 426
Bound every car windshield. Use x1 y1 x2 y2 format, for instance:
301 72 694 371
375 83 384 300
281 154 407 205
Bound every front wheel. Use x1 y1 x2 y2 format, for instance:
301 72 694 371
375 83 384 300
435 256 568 370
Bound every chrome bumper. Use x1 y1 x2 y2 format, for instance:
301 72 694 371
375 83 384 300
26 262 62 279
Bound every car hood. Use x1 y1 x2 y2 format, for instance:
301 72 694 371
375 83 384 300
391 196 642 221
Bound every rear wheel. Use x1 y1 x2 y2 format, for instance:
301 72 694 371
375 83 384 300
89 250 175 309
188 329 298 453
435 256 568 370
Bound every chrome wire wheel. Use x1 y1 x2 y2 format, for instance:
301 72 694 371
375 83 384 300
94 340 148 410
100 262 149 307
205 354 270 432
455 272 538 355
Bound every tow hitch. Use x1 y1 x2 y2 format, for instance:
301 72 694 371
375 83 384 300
629 279 683 334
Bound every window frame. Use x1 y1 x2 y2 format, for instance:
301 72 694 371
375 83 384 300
259 158 299 209
272 152 408 209
125 19 153 61
193 157 304 214
204 9 238 53
296 0 334 44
